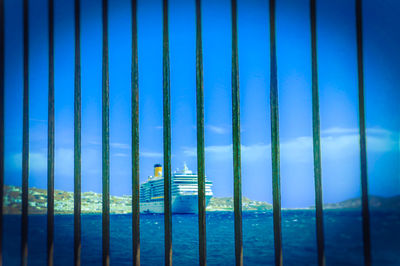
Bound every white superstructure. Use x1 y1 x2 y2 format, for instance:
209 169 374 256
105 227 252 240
140 163 213 213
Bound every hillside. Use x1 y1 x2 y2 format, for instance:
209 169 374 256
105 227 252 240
3 185 131 214
207 196 272 211
322 195 400 210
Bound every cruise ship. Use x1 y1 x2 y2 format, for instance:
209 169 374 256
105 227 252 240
140 163 213 213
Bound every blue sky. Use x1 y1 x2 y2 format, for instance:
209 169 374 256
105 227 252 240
3 0 399 208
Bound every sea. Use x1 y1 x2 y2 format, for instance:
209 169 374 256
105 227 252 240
3 210 400 265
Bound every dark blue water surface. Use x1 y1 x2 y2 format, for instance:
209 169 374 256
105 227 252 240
3 210 400 265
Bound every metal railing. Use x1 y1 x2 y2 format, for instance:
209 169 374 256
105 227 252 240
0 0 372 265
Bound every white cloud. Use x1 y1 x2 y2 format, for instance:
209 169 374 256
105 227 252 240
140 151 163 158
321 127 358 135
366 127 395 136
87 140 101 146
206 125 227 134
113 153 129 157
55 148 74 175
10 152 48 172
9 148 74 174
110 142 130 149
322 127 393 137
6 128 397 174
183 144 268 162
182 127 398 163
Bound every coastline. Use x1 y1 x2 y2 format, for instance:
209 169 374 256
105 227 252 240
3 185 399 215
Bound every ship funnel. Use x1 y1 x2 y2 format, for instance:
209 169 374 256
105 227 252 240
154 164 162 177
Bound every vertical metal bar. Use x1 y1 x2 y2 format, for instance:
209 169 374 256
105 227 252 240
355 1 371 265
310 1 325 265
231 0 243 265
268 1 282 266
47 0 55 265
102 0 110 265
195 0 206 265
73 0 81 265
131 0 140 265
21 0 29 265
0 0 4 264
162 0 172 265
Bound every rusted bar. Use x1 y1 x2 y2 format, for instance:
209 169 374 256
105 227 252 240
47 0 55 265
195 0 206 265
102 0 110 265
21 0 29 265
310 1 325 265
73 0 82 265
355 1 371 265
0 0 4 264
162 0 172 265
231 0 243 265
269 1 282 266
131 0 140 265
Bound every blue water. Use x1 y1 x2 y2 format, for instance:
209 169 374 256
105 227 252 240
3 210 400 265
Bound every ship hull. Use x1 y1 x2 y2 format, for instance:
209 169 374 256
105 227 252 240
140 195 212 214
